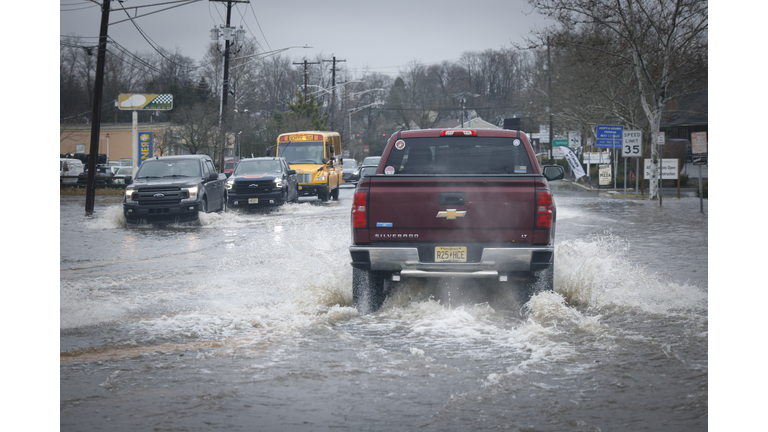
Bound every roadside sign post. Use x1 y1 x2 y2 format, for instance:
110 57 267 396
692 132 707 213
597 125 624 189
657 132 665 206
622 130 642 198
586 138 592 187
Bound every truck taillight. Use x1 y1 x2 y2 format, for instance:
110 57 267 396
535 190 553 229
352 190 368 228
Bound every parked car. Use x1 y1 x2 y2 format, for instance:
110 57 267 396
60 158 84 186
77 165 114 187
123 155 227 224
342 158 359 183
111 167 133 184
226 157 299 209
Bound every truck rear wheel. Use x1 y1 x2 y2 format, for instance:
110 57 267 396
352 268 386 314
331 185 339 200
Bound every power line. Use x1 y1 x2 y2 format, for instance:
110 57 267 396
232 3 264 52
108 0 201 26
111 0 200 11
61 4 99 11
116 5 203 71
246 2 271 51
60 99 117 122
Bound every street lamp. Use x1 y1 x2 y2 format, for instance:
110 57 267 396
454 93 480 127
237 131 242 161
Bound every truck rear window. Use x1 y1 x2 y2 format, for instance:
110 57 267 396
382 137 533 175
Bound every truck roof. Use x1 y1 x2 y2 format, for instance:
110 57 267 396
394 128 527 139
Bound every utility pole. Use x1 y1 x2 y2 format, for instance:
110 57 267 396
323 55 345 130
547 37 553 162
85 0 111 215
293 58 320 102
210 0 249 171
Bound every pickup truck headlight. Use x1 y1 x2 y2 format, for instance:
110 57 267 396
182 185 199 201
125 187 136 202
226 178 234 190
274 178 284 188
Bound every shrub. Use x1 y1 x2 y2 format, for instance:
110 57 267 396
696 180 708 199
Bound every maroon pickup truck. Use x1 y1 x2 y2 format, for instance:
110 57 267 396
349 128 565 313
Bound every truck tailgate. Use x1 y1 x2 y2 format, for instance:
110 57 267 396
367 176 537 244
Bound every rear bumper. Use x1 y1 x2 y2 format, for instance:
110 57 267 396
349 245 553 276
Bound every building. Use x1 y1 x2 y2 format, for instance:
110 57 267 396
60 122 238 164
60 122 171 161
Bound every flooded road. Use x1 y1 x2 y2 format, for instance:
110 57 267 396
60 183 707 431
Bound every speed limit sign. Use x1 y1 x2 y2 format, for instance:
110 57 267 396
622 130 642 157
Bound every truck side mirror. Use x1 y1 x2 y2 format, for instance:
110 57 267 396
542 165 565 181
124 175 132 185
266 148 272 156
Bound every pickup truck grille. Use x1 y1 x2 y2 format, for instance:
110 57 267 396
233 180 275 194
134 187 185 205
297 173 313 184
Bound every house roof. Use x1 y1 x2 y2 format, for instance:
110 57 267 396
433 116 501 130
661 90 708 127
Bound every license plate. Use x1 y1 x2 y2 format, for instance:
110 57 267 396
248 198 259 204
435 246 467 263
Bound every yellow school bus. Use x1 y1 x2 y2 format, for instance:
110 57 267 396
275 131 343 201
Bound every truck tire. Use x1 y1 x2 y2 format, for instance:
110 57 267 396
331 185 339 200
352 268 386 314
524 264 554 299
318 183 330 202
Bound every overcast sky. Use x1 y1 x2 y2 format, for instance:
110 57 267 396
60 0 553 77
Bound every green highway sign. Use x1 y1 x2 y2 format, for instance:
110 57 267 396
552 139 568 147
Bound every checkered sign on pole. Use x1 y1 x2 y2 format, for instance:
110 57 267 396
118 94 174 110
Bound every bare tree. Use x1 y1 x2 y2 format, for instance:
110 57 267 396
173 102 220 157
528 0 708 199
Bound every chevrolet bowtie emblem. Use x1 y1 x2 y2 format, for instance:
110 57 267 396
436 209 467 220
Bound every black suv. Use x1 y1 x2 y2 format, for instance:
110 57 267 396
226 157 299 209
123 155 227 224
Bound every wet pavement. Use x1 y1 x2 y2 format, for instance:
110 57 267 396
60 183 707 431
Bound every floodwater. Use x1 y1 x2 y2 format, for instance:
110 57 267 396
60 183 707 431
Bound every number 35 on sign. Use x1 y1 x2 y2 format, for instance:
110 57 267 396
622 130 642 157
